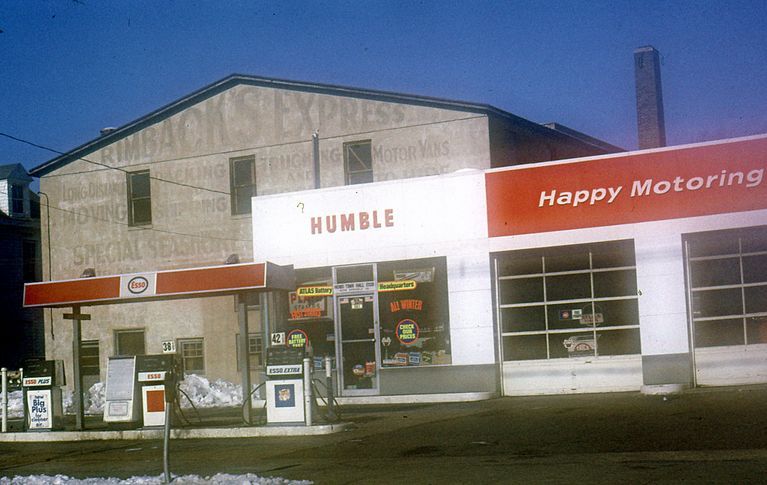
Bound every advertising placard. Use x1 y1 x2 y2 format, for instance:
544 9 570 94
26 389 52 429
287 329 309 349
395 319 420 345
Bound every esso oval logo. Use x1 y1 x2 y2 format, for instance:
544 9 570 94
128 276 149 294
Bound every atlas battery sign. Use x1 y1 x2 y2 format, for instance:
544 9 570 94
486 135 767 236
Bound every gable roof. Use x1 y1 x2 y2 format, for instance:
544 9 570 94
30 74 618 177
0 163 32 182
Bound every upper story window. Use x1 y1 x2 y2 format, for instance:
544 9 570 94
127 170 152 226
230 156 256 215
344 141 373 185
10 184 24 214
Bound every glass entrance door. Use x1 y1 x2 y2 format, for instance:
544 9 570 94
337 294 379 394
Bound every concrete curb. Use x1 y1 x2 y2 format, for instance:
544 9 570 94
0 422 351 442
640 383 687 396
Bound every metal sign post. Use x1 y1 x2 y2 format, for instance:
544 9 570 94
1 368 6 433
63 305 90 431
237 293 253 425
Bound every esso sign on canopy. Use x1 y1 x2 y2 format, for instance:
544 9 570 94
119 273 157 298
128 277 149 294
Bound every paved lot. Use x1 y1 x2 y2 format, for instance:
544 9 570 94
1 385 766 483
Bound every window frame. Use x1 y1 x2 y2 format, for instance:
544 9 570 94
10 184 24 214
685 225 767 349
126 170 152 226
343 140 373 185
230 156 257 215
114 329 146 356
80 340 101 377
235 333 264 371
178 338 205 376
22 240 38 282
496 240 640 361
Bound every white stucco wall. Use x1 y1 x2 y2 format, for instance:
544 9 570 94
252 170 495 366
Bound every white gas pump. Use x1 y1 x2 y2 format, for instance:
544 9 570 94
136 354 177 427
265 347 306 425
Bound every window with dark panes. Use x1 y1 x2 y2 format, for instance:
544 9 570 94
179 338 205 375
377 257 452 367
127 170 151 226
495 240 640 361
236 333 264 370
344 141 373 185
287 267 335 359
11 184 24 214
230 156 256 215
115 330 145 356
686 225 767 348
22 240 38 282
80 341 100 376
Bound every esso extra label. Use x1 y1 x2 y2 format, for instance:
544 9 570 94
266 365 302 376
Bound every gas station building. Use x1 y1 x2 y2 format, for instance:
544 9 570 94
252 134 767 396
24 75 767 404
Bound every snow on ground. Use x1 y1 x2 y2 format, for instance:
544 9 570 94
1 378 310 484
3 375 248 418
0 474 310 484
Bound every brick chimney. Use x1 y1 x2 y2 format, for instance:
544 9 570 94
634 46 667 149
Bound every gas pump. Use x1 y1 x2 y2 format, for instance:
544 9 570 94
21 359 65 431
265 347 306 425
136 354 178 427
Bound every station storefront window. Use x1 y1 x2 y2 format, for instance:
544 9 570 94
495 240 640 361
287 267 336 359
377 257 451 367
282 257 452 375
685 225 767 348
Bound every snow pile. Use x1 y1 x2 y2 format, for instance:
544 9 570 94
177 375 243 409
34 376 247 416
83 382 106 415
6 375 248 417
0 473 311 484
3 390 24 418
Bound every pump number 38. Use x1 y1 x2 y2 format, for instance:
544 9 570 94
162 340 177 354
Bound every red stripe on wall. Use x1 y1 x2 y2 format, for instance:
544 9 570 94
486 136 767 237
155 263 266 295
23 277 121 307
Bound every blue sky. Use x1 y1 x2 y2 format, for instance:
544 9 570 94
2 0 766 174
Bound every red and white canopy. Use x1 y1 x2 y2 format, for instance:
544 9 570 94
23 261 295 308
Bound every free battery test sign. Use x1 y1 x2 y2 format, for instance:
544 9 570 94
287 329 309 348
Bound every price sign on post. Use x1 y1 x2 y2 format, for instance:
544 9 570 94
271 332 286 346
162 340 176 354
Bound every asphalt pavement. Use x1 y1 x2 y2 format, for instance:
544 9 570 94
1 384 767 483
